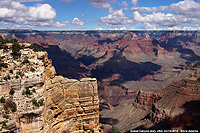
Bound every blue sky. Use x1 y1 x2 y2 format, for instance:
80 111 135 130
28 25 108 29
0 0 200 30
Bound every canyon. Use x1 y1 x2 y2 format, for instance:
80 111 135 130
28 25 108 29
0 30 200 132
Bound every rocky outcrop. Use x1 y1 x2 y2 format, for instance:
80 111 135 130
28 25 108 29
133 90 162 111
150 79 200 124
127 63 200 130
43 76 99 132
0 42 100 133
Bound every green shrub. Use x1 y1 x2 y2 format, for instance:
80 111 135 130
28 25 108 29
100 125 104 129
0 36 10 45
11 51 21 59
0 96 5 103
112 127 120 133
9 88 15 95
33 46 42 52
10 38 18 43
11 42 21 59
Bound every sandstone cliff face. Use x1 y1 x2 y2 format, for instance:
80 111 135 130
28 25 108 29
0 42 100 133
44 76 99 132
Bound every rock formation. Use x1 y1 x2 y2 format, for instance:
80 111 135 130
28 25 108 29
44 76 99 132
1 30 200 132
0 40 101 132
131 62 200 130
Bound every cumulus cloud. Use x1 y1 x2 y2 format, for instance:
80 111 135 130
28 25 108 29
91 2 111 9
133 11 192 28
0 0 66 28
94 8 134 27
72 18 85 25
29 4 56 20
129 0 200 30
64 18 85 25
121 1 128 7
170 0 200 15
132 0 138 7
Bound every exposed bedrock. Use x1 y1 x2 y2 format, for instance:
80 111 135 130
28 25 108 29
44 76 100 132
0 46 101 133
131 78 200 130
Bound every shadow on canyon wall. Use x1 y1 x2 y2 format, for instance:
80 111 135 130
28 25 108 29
99 115 119 125
91 51 162 82
156 36 200 63
33 44 88 79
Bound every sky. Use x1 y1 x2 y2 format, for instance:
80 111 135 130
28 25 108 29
0 0 200 30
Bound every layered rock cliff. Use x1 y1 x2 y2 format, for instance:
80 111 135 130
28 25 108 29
44 76 99 132
0 40 100 132
131 61 200 130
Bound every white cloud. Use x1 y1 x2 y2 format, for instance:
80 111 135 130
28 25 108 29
129 0 200 30
133 11 191 28
91 2 111 9
0 0 67 28
95 27 104 30
72 18 85 25
29 4 56 20
170 0 200 15
132 0 138 7
132 6 168 12
64 18 85 25
94 8 134 27
92 0 200 30
121 1 128 7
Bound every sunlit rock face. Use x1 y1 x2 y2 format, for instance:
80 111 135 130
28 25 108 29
44 76 99 132
0 44 100 133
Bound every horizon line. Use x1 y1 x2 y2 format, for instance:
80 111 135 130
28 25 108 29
0 29 200 32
